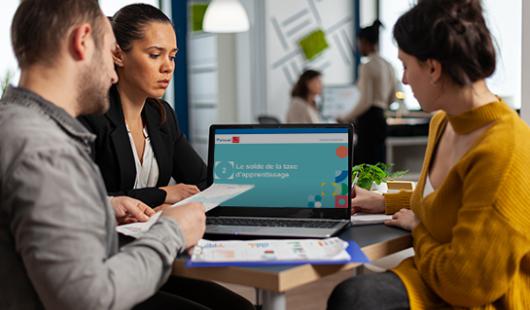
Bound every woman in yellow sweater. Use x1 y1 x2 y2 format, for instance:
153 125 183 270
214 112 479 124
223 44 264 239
328 0 530 309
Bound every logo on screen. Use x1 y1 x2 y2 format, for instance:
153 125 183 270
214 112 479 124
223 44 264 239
215 137 231 143
232 136 240 143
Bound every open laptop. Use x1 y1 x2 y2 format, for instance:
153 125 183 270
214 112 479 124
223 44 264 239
205 124 353 238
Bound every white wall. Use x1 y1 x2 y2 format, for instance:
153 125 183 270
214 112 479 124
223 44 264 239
483 0 522 109
265 0 354 121
100 0 159 16
522 0 530 124
188 32 219 160
0 2 21 86
379 0 418 109
236 0 266 123
360 0 377 27
217 34 238 123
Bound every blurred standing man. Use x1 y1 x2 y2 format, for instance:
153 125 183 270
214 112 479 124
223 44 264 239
0 1 206 309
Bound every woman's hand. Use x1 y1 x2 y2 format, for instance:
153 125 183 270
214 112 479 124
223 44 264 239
351 185 386 214
160 183 200 204
385 208 420 231
110 196 155 225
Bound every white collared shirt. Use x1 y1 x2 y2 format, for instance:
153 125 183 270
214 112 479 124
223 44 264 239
126 125 159 189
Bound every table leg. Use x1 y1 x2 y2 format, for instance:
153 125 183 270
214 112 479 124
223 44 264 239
260 289 286 310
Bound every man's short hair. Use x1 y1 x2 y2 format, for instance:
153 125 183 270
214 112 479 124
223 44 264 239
11 0 105 69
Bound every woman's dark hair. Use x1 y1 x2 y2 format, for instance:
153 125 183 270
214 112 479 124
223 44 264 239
393 0 496 86
358 20 383 45
291 69 322 100
111 4 173 123
111 4 172 51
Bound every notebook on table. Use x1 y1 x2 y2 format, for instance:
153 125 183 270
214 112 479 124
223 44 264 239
205 124 353 238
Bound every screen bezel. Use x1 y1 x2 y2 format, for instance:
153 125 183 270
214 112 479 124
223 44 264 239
206 123 353 220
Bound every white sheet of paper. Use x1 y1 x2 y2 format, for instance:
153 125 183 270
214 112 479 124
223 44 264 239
116 212 162 238
350 213 392 226
116 183 254 238
171 183 255 212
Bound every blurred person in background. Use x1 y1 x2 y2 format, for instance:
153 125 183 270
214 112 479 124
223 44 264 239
337 20 396 165
286 69 323 123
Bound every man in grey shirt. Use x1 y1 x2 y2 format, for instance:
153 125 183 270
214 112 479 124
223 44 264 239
0 0 205 309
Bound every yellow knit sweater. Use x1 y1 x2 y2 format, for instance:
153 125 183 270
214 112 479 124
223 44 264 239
387 101 530 309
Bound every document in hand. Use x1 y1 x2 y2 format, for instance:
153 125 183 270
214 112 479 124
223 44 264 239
116 183 255 238
186 237 369 267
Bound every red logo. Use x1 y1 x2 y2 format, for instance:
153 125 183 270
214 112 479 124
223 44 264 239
232 136 240 143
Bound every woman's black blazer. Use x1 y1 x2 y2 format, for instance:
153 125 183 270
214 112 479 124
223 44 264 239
79 87 207 207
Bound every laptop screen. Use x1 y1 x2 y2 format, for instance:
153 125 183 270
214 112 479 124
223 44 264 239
207 125 352 219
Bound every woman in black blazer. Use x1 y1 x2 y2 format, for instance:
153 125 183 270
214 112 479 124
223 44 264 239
79 4 254 310
80 85 207 208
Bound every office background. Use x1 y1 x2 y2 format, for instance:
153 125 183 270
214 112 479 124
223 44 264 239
1 0 529 161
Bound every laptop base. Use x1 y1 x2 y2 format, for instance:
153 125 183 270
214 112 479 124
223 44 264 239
206 219 350 239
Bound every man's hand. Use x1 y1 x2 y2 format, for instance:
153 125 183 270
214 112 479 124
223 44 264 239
162 202 205 248
110 196 155 225
385 208 420 231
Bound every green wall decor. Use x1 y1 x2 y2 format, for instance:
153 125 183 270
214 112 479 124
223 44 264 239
298 29 329 61
191 3 209 32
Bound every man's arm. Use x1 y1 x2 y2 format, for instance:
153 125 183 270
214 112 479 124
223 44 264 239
6 148 186 310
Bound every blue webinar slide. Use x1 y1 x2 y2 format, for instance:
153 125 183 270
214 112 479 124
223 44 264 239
212 128 349 208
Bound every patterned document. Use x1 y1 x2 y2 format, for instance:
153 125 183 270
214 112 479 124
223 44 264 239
191 237 351 263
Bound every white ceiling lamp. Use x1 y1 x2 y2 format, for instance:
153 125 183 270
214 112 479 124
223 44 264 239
203 0 250 33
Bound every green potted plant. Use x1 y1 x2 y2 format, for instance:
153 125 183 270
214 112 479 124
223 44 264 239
352 162 407 192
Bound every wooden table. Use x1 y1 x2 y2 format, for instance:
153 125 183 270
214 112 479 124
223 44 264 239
172 224 412 310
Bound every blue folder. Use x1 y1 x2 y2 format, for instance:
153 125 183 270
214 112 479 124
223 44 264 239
185 240 369 268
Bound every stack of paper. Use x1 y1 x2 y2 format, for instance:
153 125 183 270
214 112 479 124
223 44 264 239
187 237 369 267
116 183 254 238
351 213 392 226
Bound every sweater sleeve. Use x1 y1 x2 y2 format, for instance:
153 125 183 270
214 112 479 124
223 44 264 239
383 190 412 214
411 149 530 307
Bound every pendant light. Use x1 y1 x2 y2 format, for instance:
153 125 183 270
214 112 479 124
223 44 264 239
203 0 250 33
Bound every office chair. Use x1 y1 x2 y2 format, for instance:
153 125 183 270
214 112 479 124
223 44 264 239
256 115 281 124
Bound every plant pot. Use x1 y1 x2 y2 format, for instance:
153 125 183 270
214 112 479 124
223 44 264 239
370 182 388 193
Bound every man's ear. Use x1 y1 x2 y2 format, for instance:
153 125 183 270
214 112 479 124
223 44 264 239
426 58 442 85
71 23 93 61
113 45 125 67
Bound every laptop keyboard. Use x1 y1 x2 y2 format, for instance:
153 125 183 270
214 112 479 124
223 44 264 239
206 217 341 228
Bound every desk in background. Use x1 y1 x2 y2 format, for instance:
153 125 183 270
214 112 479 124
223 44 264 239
386 116 430 181
172 224 411 310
